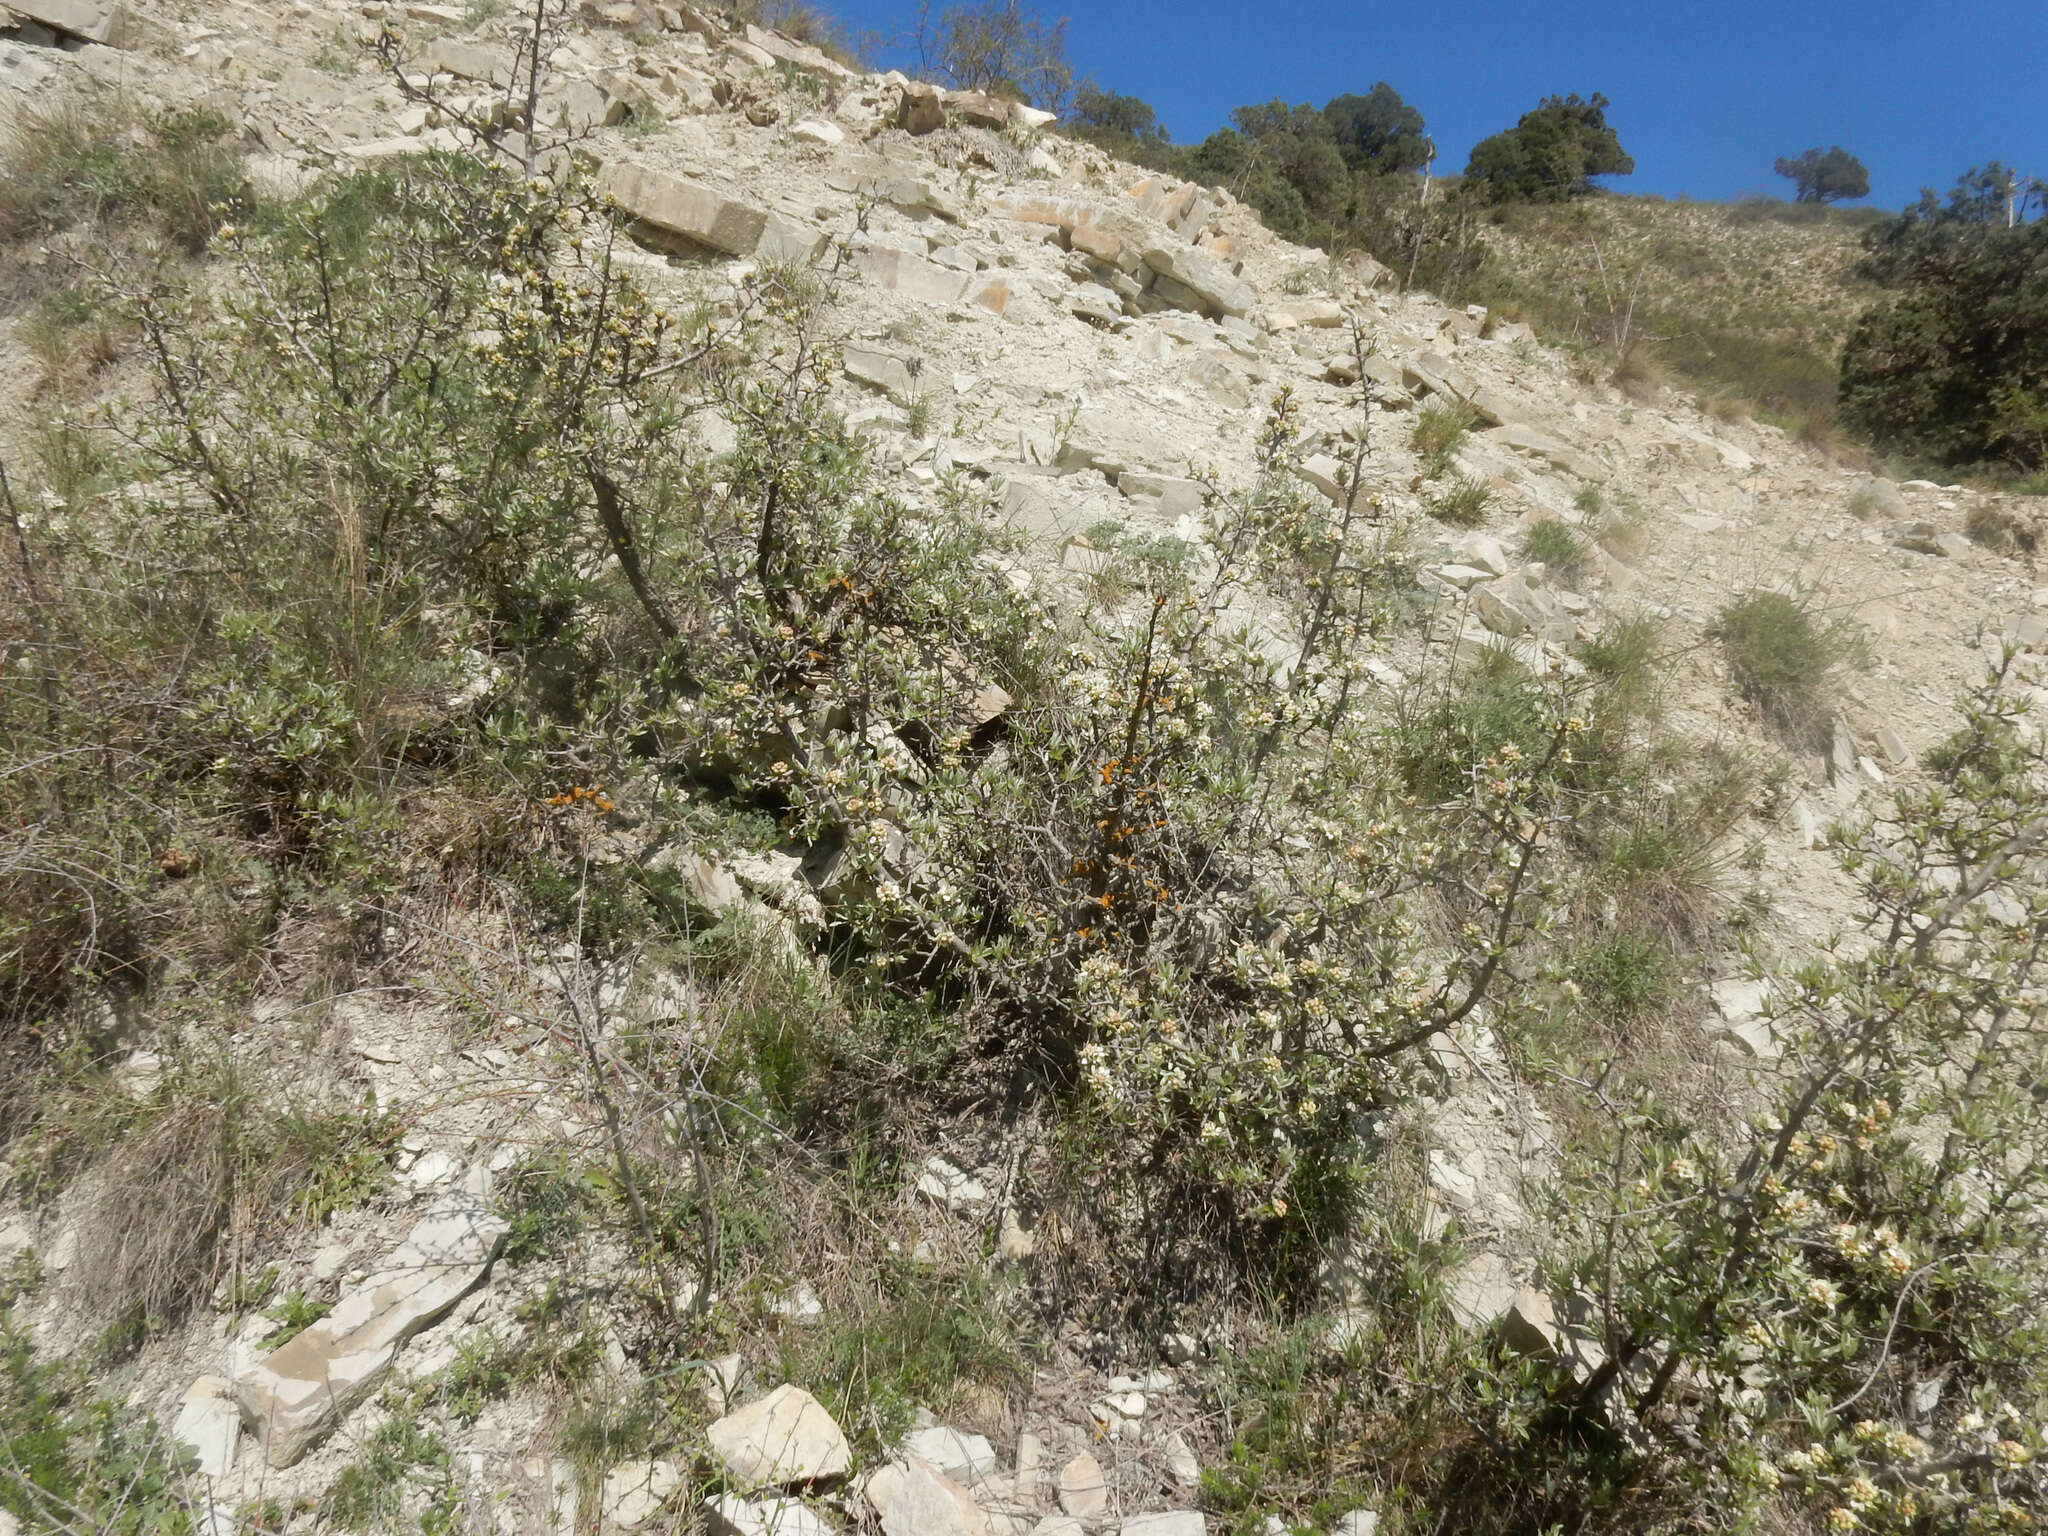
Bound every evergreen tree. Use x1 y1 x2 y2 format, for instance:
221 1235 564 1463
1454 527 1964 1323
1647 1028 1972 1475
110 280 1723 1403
1840 164 2048 469
1463 93 1633 203
1322 82 1429 176
1774 145 1870 203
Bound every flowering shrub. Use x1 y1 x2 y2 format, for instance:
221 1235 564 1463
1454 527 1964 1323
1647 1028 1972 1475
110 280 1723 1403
1471 662 2048 1531
681 378 1603 1279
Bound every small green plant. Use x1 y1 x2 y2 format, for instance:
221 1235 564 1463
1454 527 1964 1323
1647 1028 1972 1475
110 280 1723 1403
320 1398 454 1532
1048 397 1082 462
60 1080 399 1342
309 29 358 75
1201 1321 1388 1533
259 1289 331 1348
221 1265 280 1314
1568 929 1675 1024
1714 588 1860 741
1589 740 1756 939
1410 401 1477 476
1520 517 1587 583
275 1103 403 1225
1579 611 1662 709
774 60 825 101
22 284 129 394
423 1290 604 1430
1388 647 1554 804
1281 256 1343 296
1425 474 1492 526
779 1256 1024 1459
499 1154 604 1265
0 1302 197 1532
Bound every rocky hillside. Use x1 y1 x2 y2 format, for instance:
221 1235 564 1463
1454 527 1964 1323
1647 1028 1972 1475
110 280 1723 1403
2 4 2046 1536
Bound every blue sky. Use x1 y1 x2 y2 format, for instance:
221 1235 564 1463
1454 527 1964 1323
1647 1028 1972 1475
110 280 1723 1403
828 0 2045 210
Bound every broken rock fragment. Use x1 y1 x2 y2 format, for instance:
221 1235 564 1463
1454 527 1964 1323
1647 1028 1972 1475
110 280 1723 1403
10 1 130 44
867 1456 993 1536
856 243 971 306
902 1423 998 1482
1444 1251 1518 1331
1140 243 1255 319
171 1376 240 1479
843 345 919 403
605 1460 684 1530
1055 1451 1106 1518
1471 570 1575 645
941 89 1010 127
421 36 510 87
599 161 767 257
709 1495 837 1536
709 1384 853 1488
897 80 947 135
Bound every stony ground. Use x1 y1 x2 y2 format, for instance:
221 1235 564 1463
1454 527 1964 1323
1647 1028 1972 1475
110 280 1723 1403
1 3 2044 1534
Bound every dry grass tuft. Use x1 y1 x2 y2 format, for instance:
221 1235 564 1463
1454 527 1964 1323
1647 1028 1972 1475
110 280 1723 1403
71 1099 232 1330
1966 499 2040 554
1610 346 1666 402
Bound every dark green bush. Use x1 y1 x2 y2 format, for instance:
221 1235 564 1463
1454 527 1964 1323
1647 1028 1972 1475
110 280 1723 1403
1714 589 1857 741
1570 930 1675 1023
1579 612 1660 703
1390 652 1554 804
779 1258 1024 1459
1463 92 1634 203
1840 165 2048 470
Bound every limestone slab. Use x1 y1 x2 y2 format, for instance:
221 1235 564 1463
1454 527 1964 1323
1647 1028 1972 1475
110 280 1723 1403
844 345 918 402
1445 1251 1517 1330
235 1194 504 1467
1472 570 1574 645
709 1495 837 1536
605 1460 683 1530
857 245 970 306
904 1424 998 1482
601 161 768 257
1055 1452 1105 1518
9 1 129 43
1142 243 1254 317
